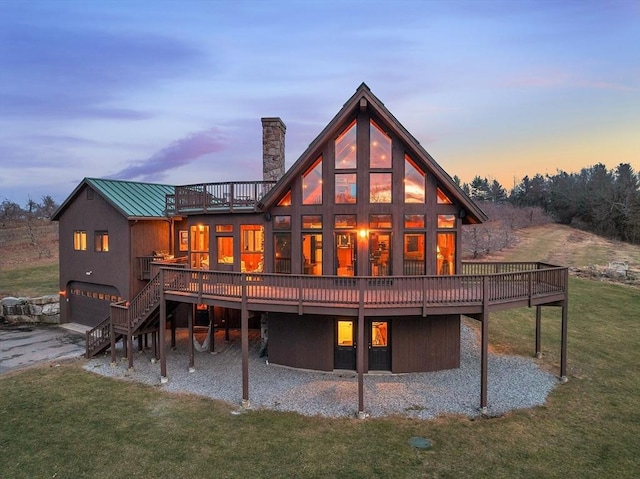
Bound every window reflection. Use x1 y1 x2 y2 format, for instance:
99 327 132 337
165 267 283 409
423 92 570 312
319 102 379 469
303 157 323 205
370 173 392 203
437 188 453 204
404 155 425 203
335 120 357 169
370 120 391 168
335 173 357 204
437 214 456 228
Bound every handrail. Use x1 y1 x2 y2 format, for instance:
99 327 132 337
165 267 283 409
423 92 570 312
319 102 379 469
85 316 111 358
173 181 277 214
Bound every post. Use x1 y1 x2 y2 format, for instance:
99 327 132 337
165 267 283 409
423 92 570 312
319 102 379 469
188 304 195 372
357 278 366 418
480 277 489 414
209 306 215 353
110 316 116 365
560 299 568 382
535 305 542 358
160 269 168 383
241 275 250 408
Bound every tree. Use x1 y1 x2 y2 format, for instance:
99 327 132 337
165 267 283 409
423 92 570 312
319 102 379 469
0 198 23 225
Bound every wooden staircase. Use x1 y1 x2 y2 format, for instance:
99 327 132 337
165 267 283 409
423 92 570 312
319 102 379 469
85 270 166 359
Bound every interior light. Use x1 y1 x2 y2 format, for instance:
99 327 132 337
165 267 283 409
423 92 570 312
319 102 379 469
359 229 368 238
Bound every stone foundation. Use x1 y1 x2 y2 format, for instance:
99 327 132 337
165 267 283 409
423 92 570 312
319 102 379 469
0 295 60 324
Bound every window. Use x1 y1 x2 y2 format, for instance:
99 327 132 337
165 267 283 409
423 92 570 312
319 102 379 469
369 214 392 229
217 237 233 265
94 231 109 252
274 215 291 230
335 173 357 204
302 215 322 229
303 157 323 205
437 188 453 204
337 320 354 346
335 214 356 229
274 233 291 273
302 234 322 275
370 120 391 168
277 189 292 206
191 225 209 269
405 155 425 203
371 321 388 347
404 233 425 275
438 214 456 228
335 120 357 169
437 232 456 275
73 231 87 251
241 225 264 272
216 225 233 233
370 173 392 203
404 215 425 229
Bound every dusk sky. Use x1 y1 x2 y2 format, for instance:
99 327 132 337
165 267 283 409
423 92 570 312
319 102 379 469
1 0 638 206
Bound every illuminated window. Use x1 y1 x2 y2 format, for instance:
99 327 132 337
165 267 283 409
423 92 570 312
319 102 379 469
94 231 109 252
274 215 291 230
437 214 456 228
217 237 233 265
437 188 453 204
404 233 425 275
370 173 392 203
73 231 87 251
337 320 354 346
404 155 425 203
369 214 392 229
335 173 357 204
335 120 357 169
370 120 391 168
274 233 291 273
335 215 356 229
302 215 322 229
216 225 233 233
241 225 264 272
277 189 292 206
371 321 388 347
437 232 456 275
404 215 425 229
191 225 209 269
303 157 323 205
302 233 322 275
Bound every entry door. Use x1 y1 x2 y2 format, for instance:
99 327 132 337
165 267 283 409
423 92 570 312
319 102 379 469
369 232 392 276
334 320 356 370
369 320 391 370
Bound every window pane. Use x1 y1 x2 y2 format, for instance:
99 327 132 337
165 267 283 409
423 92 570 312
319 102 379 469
404 215 425 229
241 225 264 272
95 231 109 252
437 232 456 275
335 173 357 204
437 188 453 204
438 214 456 228
371 321 388 347
216 224 233 233
405 155 425 203
302 215 322 229
302 157 323 205
335 214 356 229
74 231 86 251
302 233 322 275
274 215 291 230
277 189 292 206
335 120 357 169
404 233 425 275
370 120 391 168
370 173 392 203
337 320 353 346
369 214 392 229
274 233 291 273
191 225 210 268
217 237 233 264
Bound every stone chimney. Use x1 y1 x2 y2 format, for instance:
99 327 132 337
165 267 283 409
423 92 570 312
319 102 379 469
261 117 286 182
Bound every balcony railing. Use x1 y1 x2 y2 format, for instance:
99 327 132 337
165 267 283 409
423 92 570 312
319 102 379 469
171 181 277 215
138 255 188 280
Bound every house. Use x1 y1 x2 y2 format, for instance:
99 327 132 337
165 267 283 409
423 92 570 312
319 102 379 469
53 84 568 414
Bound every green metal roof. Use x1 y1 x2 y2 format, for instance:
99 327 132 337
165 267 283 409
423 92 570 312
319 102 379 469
84 178 174 218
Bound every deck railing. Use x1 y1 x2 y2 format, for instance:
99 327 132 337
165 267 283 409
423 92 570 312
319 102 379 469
159 262 568 313
173 181 277 214
138 255 188 280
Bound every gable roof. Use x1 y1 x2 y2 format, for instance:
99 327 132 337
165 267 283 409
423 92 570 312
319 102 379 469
52 178 174 220
260 83 488 224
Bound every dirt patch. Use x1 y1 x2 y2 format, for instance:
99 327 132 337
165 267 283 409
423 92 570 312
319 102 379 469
0 222 59 270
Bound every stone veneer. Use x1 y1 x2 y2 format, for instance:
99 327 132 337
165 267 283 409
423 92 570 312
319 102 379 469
262 117 286 182
1 295 60 324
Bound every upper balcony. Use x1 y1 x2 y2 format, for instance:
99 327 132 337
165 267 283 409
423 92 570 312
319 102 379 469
165 181 277 216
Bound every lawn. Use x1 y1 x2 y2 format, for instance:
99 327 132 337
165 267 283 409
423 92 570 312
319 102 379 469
1 276 639 478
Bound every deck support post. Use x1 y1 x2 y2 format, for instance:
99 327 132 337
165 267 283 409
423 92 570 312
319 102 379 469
188 304 195 372
109 317 116 365
560 298 568 382
357 279 366 417
160 269 168 383
241 275 250 408
152 329 158 360
127 331 134 370
535 305 542 358
209 306 215 353
480 277 489 414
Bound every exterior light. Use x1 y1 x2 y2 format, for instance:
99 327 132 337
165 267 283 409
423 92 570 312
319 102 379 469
359 229 368 238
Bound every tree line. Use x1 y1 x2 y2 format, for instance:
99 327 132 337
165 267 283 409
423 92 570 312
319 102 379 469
1 195 59 226
458 162 640 245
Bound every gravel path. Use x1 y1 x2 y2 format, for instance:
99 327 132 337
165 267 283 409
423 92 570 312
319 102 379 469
84 323 558 419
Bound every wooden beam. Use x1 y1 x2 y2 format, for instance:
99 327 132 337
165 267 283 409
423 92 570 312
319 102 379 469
241 276 250 407
480 277 489 414
160 270 168 383
357 280 366 418
188 304 195 372
560 299 568 382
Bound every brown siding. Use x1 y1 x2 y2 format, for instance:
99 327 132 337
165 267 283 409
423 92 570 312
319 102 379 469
268 313 333 371
392 315 460 373
130 219 170 296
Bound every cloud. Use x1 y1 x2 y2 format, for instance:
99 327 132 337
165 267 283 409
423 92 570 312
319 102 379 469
109 128 228 182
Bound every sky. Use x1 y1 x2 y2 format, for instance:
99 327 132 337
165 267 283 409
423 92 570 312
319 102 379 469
1 0 639 206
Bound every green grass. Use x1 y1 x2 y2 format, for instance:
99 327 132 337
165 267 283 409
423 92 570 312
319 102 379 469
0 262 59 297
1 277 639 478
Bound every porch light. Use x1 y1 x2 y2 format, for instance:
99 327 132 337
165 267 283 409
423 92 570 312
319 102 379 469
359 229 368 238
